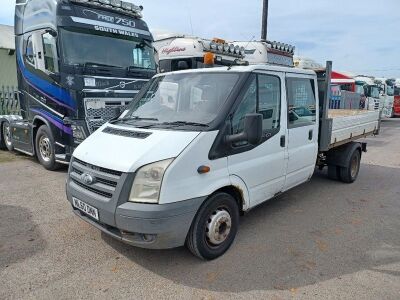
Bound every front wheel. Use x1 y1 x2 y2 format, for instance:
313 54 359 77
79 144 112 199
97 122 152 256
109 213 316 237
35 125 60 171
1 121 14 151
186 192 239 260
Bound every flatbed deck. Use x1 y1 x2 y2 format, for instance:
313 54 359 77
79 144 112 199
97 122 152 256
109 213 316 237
328 109 380 148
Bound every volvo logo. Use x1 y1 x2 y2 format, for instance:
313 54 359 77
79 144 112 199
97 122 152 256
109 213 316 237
81 173 94 185
119 81 126 89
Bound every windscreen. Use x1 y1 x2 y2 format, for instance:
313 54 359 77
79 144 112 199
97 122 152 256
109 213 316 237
60 29 155 70
355 84 364 95
126 72 240 124
387 85 394 96
370 86 380 98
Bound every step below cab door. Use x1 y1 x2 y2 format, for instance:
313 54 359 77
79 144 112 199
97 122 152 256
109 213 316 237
284 74 319 191
227 71 288 208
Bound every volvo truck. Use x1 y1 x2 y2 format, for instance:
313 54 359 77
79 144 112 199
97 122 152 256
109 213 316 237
66 61 380 260
0 0 156 170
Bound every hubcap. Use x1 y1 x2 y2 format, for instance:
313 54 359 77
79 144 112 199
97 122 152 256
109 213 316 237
350 155 359 178
39 135 52 162
3 123 12 147
206 208 232 246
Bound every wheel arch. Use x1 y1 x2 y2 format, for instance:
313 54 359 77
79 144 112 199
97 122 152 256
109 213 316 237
0 115 22 147
204 176 250 214
326 142 363 168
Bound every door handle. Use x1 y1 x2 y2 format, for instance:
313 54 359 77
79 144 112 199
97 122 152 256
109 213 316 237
309 129 313 140
280 135 286 147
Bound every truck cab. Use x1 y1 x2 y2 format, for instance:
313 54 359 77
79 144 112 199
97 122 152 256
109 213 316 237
376 78 396 118
0 0 156 170
66 62 379 260
355 76 381 111
394 83 400 117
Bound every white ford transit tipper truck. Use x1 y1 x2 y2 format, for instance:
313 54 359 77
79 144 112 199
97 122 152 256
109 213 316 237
66 62 380 260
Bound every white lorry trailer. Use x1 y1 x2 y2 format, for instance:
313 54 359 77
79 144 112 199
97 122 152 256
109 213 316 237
66 61 380 260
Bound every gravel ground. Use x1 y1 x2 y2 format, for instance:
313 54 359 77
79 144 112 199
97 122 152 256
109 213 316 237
1 119 400 300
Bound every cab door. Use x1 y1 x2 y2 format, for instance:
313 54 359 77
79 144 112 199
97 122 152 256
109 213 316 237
227 71 288 208
284 74 318 190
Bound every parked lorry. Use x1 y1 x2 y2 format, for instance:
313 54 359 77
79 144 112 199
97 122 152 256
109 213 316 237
0 0 156 170
66 61 380 260
354 76 381 111
394 80 400 117
158 38 295 73
375 78 396 118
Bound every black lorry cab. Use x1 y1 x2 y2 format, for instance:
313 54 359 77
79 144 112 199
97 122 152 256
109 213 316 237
0 0 156 170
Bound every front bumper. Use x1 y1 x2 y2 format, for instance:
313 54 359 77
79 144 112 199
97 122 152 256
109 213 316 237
66 174 205 249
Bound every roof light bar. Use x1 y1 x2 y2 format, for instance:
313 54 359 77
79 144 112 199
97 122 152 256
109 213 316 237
205 40 244 58
269 40 295 54
70 0 143 18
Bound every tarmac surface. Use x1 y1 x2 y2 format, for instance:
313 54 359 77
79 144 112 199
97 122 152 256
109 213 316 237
1 119 400 299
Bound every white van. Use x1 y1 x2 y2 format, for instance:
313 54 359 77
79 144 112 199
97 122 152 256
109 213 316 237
66 62 380 260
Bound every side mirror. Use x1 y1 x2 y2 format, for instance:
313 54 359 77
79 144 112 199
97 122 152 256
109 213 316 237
226 113 263 145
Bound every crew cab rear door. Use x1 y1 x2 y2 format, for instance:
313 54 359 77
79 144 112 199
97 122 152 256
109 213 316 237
284 73 318 190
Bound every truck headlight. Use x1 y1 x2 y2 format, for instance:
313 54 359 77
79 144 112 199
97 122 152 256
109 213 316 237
129 158 174 204
71 125 87 142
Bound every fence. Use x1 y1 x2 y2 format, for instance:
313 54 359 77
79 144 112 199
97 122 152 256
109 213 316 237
329 90 363 110
0 86 20 115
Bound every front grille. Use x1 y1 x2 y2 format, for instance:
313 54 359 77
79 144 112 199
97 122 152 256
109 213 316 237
70 158 122 199
84 98 134 133
74 158 122 177
72 179 113 198
102 127 152 139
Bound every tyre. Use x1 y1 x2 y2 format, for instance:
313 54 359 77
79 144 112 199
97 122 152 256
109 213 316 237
35 125 61 171
1 121 14 151
327 165 341 181
186 192 239 260
339 149 361 183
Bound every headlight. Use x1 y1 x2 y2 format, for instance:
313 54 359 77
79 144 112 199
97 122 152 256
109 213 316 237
129 158 174 204
71 125 86 142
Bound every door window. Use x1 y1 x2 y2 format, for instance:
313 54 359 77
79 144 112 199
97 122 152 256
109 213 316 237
286 78 316 128
231 73 281 146
25 36 35 66
258 74 281 131
231 75 257 135
42 33 59 73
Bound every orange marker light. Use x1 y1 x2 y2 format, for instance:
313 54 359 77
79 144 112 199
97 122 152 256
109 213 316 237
197 165 211 174
203 52 215 65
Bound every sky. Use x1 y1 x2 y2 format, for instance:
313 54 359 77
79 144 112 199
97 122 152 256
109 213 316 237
1 0 400 78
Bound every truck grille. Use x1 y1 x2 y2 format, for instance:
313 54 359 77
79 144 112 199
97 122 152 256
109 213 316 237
69 158 122 199
84 98 134 134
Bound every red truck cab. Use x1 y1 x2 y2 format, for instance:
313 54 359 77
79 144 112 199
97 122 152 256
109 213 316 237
394 86 400 116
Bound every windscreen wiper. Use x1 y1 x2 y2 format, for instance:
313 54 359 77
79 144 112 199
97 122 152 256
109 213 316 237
109 116 159 124
160 121 209 127
84 62 123 69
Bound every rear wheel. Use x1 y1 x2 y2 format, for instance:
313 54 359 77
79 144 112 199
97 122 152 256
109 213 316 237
186 192 239 260
35 125 60 171
1 121 14 151
339 150 361 183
